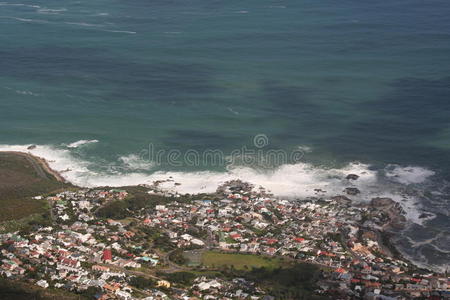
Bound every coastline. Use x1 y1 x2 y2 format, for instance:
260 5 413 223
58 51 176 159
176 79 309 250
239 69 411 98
0 150 445 274
0 151 67 183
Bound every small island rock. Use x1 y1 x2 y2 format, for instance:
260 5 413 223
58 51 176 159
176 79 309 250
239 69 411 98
344 187 360 195
346 174 359 180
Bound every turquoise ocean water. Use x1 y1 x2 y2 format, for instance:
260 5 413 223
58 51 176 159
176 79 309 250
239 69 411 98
0 0 449 270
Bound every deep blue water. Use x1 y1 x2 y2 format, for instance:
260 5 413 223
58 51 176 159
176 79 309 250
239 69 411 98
0 0 449 270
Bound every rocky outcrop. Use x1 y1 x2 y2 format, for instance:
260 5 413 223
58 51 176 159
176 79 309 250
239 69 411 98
419 212 433 219
370 197 395 207
369 197 406 230
344 187 360 195
331 195 352 205
346 174 359 180
216 180 254 195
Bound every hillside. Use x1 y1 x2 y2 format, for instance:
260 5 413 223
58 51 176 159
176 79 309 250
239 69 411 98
0 152 71 224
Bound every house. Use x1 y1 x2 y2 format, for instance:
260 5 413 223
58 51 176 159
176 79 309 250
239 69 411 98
102 249 112 262
197 279 222 291
157 280 171 288
36 279 49 289
103 283 120 292
92 265 110 272
293 237 305 243
115 290 132 299
191 239 205 246
58 257 81 270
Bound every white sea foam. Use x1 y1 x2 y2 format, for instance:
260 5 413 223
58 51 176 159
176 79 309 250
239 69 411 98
65 22 104 27
38 8 67 14
406 233 444 249
297 145 312 153
102 29 136 34
119 154 154 171
66 140 99 148
0 16 48 23
0 144 436 224
227 107 239 115
15 90 39 96
0 2 41 9
385 165 435 184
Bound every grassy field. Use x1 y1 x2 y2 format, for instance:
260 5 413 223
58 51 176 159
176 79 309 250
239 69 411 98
0 152 70 223
201 251 284 270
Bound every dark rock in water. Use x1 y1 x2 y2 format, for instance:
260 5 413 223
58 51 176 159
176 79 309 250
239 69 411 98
390 215 407 229
346 174 359 180
344 187 360 195
369 197 407 230
27 144 37 150
216 179 254 194
419 212 433 219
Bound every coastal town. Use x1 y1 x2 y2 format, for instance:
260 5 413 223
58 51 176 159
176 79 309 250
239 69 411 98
0 179 448 300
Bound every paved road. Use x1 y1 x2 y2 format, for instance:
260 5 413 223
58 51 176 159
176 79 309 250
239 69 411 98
100 262 163 281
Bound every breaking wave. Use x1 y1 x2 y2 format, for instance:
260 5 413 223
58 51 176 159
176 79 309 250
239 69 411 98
37 8 67 14
66 140 99 148
119 154 154 171
0 16 49 23
102 29 137 34
385 165 436 184
0 2 41 9
64 21 105 27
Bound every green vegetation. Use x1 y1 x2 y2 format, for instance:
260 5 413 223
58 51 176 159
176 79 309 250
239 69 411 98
224 263 325 300
0 152 70 224
202 251 283 270
159 271 196 286
0 278 85 300
138 226 174 251
95 187 210 220
0 210 52 233
246 264 325 299
170 249 188 265
129 276 155 289
96 187 174 219
78 286 102 299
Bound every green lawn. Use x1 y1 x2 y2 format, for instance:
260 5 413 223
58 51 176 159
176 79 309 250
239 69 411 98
202 251 283 270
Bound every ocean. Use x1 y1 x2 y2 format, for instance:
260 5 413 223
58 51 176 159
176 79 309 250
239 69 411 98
0 0 449 271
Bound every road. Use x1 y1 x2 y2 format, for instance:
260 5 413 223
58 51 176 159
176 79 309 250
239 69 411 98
99 262 163 281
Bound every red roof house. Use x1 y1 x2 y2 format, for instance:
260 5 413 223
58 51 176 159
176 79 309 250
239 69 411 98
102 249 112 262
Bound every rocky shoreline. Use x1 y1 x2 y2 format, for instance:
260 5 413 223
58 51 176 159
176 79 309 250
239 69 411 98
0 151 439 275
